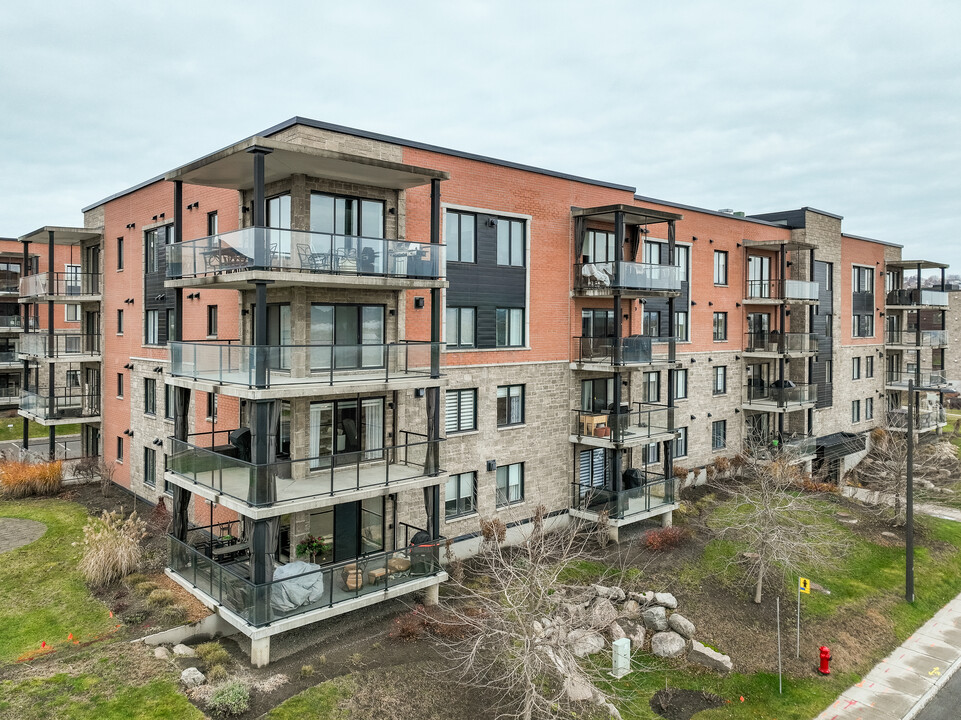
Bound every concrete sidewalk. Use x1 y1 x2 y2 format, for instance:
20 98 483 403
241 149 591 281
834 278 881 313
816 592 961 720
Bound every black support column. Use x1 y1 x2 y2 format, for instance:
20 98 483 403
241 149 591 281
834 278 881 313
21 240 30 451
426 178 442 538
664 220 676 492
47 231 55 459
610 211 624 492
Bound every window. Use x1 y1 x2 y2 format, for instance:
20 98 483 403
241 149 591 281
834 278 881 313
445 472 477 518
117 373 123 398
582 230 614 263
66 304 80 322
714 251 728 285
143 447 156 488
853 314 874 338
445 389 476 434
713 366 727 395
117 436 124 462
643 371 660 403
824 359 833 383
674 311 689 342
309 303 383 371
581 309 615 338
445 211 475 263
852 357 861 380
117 238 124 270
65 264 81 295
495 308 524 347
66 370 80 388
309 192 383 237
643 311 661 337
206 393 218 422
642 442 660 465
268 194 292 229
117 309 124 335
866 356 874 378
865 397 874 420
145 310 159 345
446 307 475 348
144 378 156 415
166 308 175 341
496 462 524 506
852 399 861 423
712 420 727 451
643 241 663 265
853 266 874 294
496 218 525 267
207 211 218 236
713 312 728 341
674 369 688 400
144 226 171 274
206 306 218 337
674 427 688 458
165 383 175 420
674 245 690 282
497 385 524 427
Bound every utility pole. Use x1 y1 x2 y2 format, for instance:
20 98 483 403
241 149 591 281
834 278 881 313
906 379 915 603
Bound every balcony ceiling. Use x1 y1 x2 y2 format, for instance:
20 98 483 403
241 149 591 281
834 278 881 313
887 259 949 270
742 238 815 252
165 137 449 191
18 226 103 246
573 204 682 226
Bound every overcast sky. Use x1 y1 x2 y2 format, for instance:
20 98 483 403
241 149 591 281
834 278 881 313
2 1 958 271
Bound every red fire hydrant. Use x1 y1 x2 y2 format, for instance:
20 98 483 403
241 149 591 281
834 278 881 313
818 646 832 675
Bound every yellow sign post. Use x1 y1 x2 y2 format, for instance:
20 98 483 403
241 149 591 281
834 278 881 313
797 577 811 657
799 577 811 594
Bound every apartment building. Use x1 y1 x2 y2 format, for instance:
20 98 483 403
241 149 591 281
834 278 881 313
20 117 948 664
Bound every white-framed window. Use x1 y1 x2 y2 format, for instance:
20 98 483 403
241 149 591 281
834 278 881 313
445 389 476 434
445 472 477 519
497 385 524 427
496 462 524 507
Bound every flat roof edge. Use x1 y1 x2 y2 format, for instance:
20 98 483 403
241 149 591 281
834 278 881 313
633 194 786 228
82 174 166 213
841 232 903 249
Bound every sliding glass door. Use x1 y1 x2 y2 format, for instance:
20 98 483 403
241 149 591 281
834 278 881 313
308 398 385 468
310 304 385 371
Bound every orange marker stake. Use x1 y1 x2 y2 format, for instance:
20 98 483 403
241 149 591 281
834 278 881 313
67 633 73 641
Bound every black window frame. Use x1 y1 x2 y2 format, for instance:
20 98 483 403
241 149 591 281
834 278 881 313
445 471 477 519
117 237 124 270
865 397 874 420
495 218 526 268
852 399 861 423
866 356 874 378
495 462 524 507
117 436 123 462
713 312 728 342
164 383 175 421
207 305 218 338
144 378 156 416
852 357 861 380
674 369 688 400
713 366 727 395
712 419 727 451
714 250 728 285
445 210 476 264
495 307 525 347
446 307 476 349
206 393 218 422
643 310 661 338
643 371 660 403
445 389 477 434
674 427 688 458
117 308 124 335
496 384 525 427
674 311 689 342
117 372 123 398
207 211 218 236
143 446 156 488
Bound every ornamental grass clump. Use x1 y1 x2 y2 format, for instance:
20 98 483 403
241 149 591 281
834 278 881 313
79 509 147 587
207 680 250 716
0 460 63 498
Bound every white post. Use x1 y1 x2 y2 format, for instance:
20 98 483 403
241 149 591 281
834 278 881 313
611 637 630 678
776 597 782 695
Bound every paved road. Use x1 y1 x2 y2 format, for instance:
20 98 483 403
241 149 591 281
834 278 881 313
0 435 81 461
914 667 961 720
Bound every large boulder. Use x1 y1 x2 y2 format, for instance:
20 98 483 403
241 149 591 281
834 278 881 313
654 592 678 609
668 613 695 639
589 598 618 629
564 674 594 702
619 620 646 649
560 603 586 626
609 621 626 641
651 631 687 658
172 643 196 657
567 629 606 658
641 605 668 632
154 646 171 660
629 590 654 605
688 640 733 673
180 667 206 688
592 584 626 603
620 599 641 618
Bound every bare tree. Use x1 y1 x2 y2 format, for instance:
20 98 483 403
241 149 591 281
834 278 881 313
75 456 117 498
426 507 621 720
711 435 848 604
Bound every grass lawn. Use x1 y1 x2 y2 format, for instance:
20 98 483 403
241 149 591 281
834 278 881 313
0 421 79 442
0 499 116 663
264 677 355 720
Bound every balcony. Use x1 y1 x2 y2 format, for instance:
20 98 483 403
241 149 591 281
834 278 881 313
19 272 101 301
885 370 950 390
19 388 101 423
571 335 674 370
744 331 819 357
573 262 682 296
0 351 18 367
886 406 946 433
0 278 20 295
750 433 817 461
742 381 817 411
885 289 949 308
166 430 444 515
169 340 441 397
571 476 676 523
0 386 20 405
166 228 445 291
744 279 819 304
19 333 100 360
167 529 445 629
885 329 948 347
571 404 674 448
0 315 29 332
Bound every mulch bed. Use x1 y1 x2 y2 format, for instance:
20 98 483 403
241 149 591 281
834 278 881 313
650 688 727 720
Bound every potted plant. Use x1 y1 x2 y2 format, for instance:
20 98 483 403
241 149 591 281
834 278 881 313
296 534 330 563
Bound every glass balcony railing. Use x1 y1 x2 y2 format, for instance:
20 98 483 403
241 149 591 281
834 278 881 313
743 382 817 408
744 332 819 355
169 340 440 389
20 388 100 420
886 405 946 431
0 386 20 401
571 476 675 520
19 333 100 358
574 262 682 292
749 432 817 459
0 316 23 329
167 429 443 508
572 335 660 365
886 289 949 307
166 228 444 281
745 279 819 301
0 279 20 294
19 272 101 299
885 370 949 388
885 330 948 346
168 531 444 628
571 404 672 444
0 351 17 364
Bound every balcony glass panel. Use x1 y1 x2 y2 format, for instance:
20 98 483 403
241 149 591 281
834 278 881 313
886 289 950 307
166 228 444 280
572 336 655 365
886 405 946 430
167 430 443 507
19 333 100 358
743 382 817 408
885 329 948 346
0 316 22 329
572 404 671 444
884 370 949 388
744 332 818 354
746 279 818 301
20 388 100 420
169 340 440 388
572 476 675 520
19 272 101 298
574 262 682 292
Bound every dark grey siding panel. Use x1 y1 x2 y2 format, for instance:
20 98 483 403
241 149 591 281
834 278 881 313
143 226 176 345
447 212 526 349
645 279 690 339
